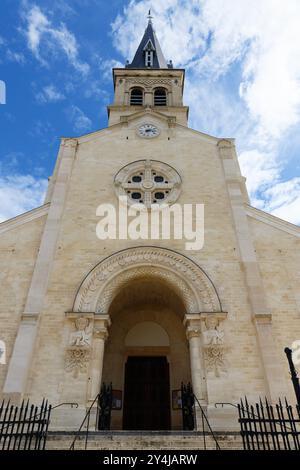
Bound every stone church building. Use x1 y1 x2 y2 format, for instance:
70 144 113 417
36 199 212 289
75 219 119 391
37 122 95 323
0 17 300 436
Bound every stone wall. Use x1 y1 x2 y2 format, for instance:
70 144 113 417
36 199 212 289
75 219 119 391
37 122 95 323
22 121 264 416
0 212 46 392
0 114 299 431
249 215 300 402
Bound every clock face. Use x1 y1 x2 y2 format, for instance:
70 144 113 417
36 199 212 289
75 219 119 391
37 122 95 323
138 123 160 138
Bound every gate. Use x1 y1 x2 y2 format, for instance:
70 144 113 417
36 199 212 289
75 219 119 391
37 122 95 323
238 397 300 450
0 399 51 450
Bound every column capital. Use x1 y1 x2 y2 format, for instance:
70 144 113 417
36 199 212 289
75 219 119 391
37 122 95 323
186 326 201 340
184 315 202 341
94 314 111 340
93 328 109 341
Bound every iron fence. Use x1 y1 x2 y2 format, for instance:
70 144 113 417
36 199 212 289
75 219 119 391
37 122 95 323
238 397 300 450
0 399 51 450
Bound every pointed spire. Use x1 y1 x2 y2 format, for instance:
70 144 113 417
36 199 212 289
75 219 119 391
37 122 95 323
126 12 172 69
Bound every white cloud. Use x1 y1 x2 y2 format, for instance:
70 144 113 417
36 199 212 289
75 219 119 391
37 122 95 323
99 59 124 81
6 50 26 64
111 0 300 225
23 4 89 75
68 105 92 133
200 0 300 139
263 178 300 225
36 84 65 103
238 150 280 197
113 0 300 139
271 196 300 226
83 80 110 100
0 175 48 222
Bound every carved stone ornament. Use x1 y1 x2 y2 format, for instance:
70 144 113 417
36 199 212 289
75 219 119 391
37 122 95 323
73 247 222 314
65 347 90 378
126 78 173 90
69 316 92 347
65 317 93 377
204 346 227 378
203 316 227 377
203 316 224 346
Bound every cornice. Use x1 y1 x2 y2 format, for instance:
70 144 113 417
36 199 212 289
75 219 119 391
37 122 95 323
0 204 50 235
246 205 300 238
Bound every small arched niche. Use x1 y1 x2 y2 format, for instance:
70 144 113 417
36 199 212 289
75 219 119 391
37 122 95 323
125 321 170 347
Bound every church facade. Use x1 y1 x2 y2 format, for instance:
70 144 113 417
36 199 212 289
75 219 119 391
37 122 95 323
0 18 300 433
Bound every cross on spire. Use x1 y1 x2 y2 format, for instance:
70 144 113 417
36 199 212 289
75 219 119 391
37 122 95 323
147 9 153 24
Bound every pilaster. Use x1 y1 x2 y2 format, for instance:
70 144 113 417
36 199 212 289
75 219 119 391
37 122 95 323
218 139 288 401
3 138 78 401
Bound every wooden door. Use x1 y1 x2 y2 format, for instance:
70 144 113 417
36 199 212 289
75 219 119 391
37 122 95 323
123 356 171 430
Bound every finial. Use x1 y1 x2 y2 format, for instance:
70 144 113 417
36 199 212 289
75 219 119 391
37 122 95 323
147 9 153 24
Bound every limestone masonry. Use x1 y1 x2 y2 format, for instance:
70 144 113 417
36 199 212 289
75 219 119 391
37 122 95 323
0 17 299 438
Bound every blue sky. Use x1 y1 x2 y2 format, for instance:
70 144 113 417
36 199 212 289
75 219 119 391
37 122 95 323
0 0 300 224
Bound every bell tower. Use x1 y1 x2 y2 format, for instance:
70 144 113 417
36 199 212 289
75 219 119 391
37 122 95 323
108 12 189 126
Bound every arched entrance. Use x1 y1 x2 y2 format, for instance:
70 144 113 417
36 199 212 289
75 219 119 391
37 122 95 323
102 277 189 430
72 247 224 430
123 322 171 430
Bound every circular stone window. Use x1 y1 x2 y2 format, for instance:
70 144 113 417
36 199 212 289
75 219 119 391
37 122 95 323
114 159 182 208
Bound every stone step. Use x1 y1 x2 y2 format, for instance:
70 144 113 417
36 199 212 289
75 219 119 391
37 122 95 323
46 431 244 450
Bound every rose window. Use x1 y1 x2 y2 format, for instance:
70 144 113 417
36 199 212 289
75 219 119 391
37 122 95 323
114 160 181 208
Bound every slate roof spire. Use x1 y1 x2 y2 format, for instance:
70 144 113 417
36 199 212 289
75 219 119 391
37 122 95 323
126 12 173 69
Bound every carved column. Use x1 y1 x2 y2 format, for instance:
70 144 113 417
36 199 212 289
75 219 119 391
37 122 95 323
184 314 207 404
184 314 207 431
88 315 111 401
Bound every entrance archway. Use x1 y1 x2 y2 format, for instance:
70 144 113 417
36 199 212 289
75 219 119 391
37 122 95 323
72 247 224 430
102 276 189 430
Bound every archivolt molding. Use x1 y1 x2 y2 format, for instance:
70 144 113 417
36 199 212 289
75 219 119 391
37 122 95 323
73 247 222 314
96 266 195 312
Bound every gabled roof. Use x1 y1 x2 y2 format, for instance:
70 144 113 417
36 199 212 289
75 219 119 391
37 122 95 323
246 205 300 238
126 16 171 69
0 203 49 234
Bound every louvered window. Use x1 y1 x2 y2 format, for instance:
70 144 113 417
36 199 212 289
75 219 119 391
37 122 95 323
130 88 143 106
154 88 167 106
